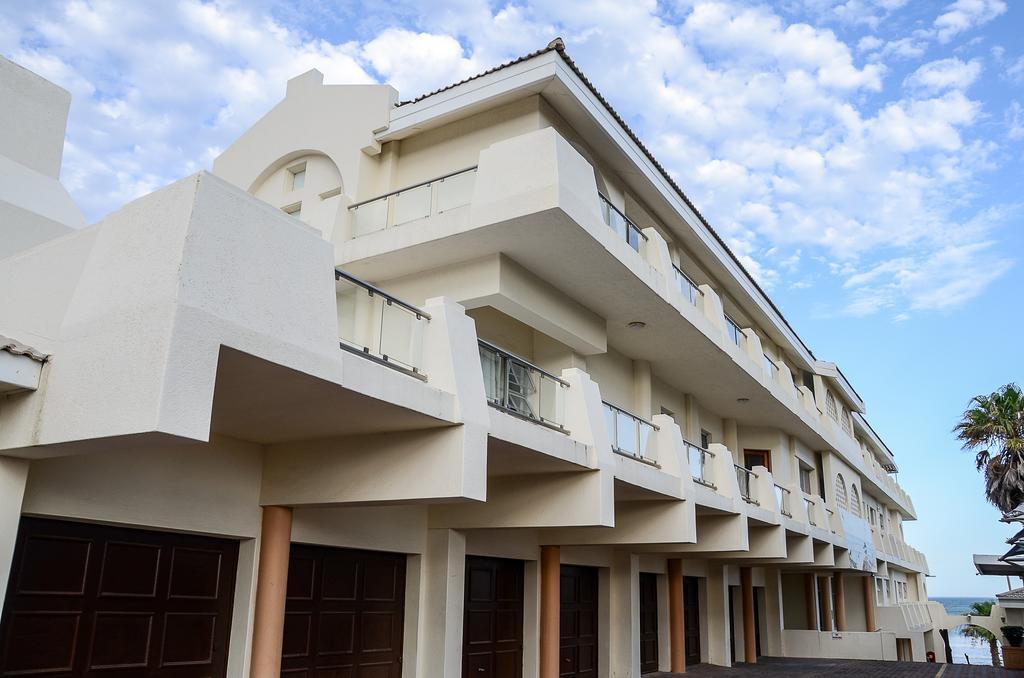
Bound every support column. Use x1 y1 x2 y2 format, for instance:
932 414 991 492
740 567 756 664
418 529 466 677
833 572 846 632
609 552 640 676
818 576 833 632
863 576 876 632
0 457 29 615
250 506 293 678
804 573 818 631
540 546 560 678
668 558 686 672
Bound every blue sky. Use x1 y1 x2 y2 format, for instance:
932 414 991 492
3 0 1021 596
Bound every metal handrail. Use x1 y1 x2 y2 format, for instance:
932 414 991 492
348 166 478 209
686 440 715 488
477 339 569 387
673 265 702 305
775 484 792 517
603 401 659 431
734 464 758 503
598 193 649 242
804 497 817 526
335 268 431 320
724 314 743 345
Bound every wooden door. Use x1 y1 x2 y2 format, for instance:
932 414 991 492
559 565 598 678
743 449 771 471
683 576 701 666
463 556 524 678
638 572 659 674
0 517 238 677
281 544 406 676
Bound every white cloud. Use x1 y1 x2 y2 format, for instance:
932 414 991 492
0 0 1014 318
1006 56 1024 83
1008 101 1024 141
933 0 1007 44
903 57 982 94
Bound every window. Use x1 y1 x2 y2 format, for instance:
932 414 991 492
826 391 838 421
835 473 848 508
799 464 813 494
841 406 852 435
700 429 711 449
283 202 302 219
849 485 862 517
288 163 306 191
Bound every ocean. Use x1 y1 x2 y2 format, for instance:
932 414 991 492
931 597 998 665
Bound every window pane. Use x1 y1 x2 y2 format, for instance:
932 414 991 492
291 169 305 190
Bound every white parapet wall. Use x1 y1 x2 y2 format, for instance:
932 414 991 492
782 629 899 661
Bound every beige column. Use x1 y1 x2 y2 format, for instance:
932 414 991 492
250 506 293 678
833 572 846 632
804 573 818 631
818 576 833 632
540 546 560 678
723 419 739 455
863 576 876 632
740 567 756 664
668 558 686 672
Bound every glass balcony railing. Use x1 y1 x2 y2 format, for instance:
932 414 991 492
725 314 743 346
603 401 658 464
348 167 477 236
804 497 817 526
335 269 429 378
478 340 568 431
775 484 792 517
686 441 715 488
598 194 647 253
763 353 779 379
735 465 758 504
673 265 701 306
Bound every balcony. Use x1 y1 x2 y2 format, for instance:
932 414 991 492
775 484 792 518
724 314 743 347
336 269 429 379
673 265 702 307
349 167 477 236
735 465 758 504
478 339 568 432
803 496 817 526
687 441 715 488
603 401 658 465
598 193 648 254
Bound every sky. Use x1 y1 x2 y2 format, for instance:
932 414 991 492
2 0 1021 596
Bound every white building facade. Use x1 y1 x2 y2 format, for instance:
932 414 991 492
0 43 945 677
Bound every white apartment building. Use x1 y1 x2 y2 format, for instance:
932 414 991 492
0 42 946 677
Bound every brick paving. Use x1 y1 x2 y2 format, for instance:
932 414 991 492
648 656 1013 677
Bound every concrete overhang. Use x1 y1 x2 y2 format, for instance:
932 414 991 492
0 336 46 392
815 360 865 413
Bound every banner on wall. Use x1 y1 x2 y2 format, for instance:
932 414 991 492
839 510 878 572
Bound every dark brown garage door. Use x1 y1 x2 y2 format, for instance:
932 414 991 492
0 517 238 677
559 565 597 678
638 572 658 674
463 556 523 678
281 544 405 677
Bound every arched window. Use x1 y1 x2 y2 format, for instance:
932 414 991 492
849 484 862 517
826 391 838 421
835 473 848 508
841 406 853 435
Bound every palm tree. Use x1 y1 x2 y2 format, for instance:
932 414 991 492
954 384 1024 513
962 601 1001 667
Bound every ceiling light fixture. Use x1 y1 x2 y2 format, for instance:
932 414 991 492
737 397 750 403
627 321 647 329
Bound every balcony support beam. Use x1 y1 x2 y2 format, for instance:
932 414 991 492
833 572 847 632
668 558 686 672
250 505 293 678
740 566 756 664
540 545 560 678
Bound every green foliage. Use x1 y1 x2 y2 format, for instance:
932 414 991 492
954 383 1024 513
961 601 997 642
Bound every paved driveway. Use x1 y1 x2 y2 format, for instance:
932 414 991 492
648 657 1011 676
